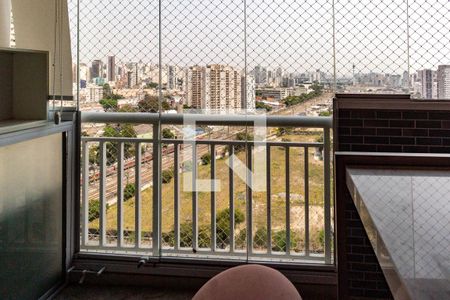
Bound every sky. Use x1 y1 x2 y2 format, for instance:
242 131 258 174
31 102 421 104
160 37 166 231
69 0 450 77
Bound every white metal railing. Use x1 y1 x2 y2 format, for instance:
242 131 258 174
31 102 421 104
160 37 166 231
80 112 333 264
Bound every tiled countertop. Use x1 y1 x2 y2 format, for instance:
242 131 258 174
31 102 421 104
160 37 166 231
346 168 450 300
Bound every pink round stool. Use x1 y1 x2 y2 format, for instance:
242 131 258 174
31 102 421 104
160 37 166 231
193 264 302 300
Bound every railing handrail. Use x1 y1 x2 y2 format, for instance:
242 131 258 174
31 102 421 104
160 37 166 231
80 111 333 264
80 112 333 128
81 136 324 148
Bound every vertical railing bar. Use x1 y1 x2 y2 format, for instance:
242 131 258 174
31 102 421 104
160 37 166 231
99 141 107 246
152 124 161 256
210 144 216 251
135 142 142 248
285 146 290 255
304 146 310 257
174 144 180 250
81 140 89 246
229 146 235 252
192 142 198 251
324 128 332 264
117 142 124 248
266 146 272 254
246 144 253 256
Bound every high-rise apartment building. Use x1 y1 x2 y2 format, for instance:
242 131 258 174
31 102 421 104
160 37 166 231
186 65 205 108
204 64 241 112
107 55 116 82
437 65 450 99
126 63 139 88
419 69 434 99
241 75 256 111
186 65 242 111
91 60 103 80
167 65 178 90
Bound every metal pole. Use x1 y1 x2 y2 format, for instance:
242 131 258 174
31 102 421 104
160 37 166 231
323 128 332 264
152 124 161 256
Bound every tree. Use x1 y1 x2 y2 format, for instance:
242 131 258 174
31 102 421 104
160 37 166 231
103 83 112 98
109 93 123 100
123 183 135 201
162 100 171 111
146 82 158 89
100 124 137 165
118 104 137 112
255 101 272 112
138 94 159 112
310 82 324 95
162 128 175 139
99 98 118 112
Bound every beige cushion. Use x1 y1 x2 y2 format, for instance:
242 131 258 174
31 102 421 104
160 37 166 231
193 264 302 300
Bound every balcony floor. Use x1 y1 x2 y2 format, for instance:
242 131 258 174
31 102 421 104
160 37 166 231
55 284 196 299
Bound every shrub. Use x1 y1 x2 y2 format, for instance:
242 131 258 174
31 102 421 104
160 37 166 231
198 225 211 248
89 200 100 222
271 230 300 252
162 128 175 139
272 230 288 252
253 227 268 248
182 161 193 172
123 183 135 201
235 230 247 249
216 208 245 249
88 200 109 222
201 153 211 165
276 127 293 136
162 168 174 184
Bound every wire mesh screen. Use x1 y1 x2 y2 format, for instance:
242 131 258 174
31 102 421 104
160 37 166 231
70 0 448 261
335 0 409 92
69 0 450 110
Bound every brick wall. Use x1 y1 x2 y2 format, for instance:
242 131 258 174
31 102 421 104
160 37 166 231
337 109 450 153
334 94 450 299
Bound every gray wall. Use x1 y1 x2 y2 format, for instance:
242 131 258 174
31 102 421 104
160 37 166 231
0 133 64 299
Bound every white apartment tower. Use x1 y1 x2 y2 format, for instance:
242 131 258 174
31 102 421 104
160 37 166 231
241 75 256 111
437 65 450 99
187 65 242 111
204 64 241 112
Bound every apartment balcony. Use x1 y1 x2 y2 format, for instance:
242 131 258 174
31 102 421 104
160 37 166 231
78 112 333 264
1 0 450 299
2 94 450 299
